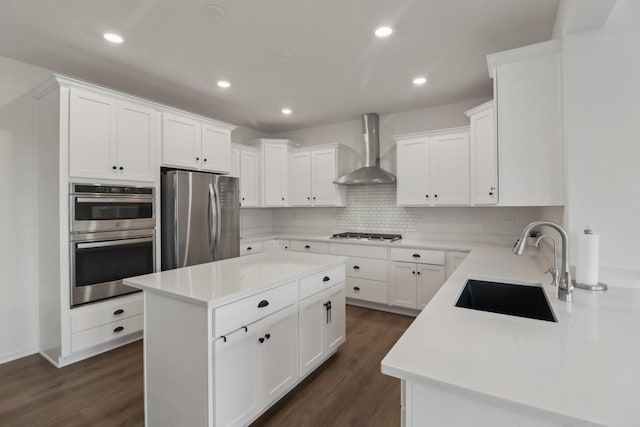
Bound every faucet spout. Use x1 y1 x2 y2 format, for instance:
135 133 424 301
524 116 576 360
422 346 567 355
513 221 573 302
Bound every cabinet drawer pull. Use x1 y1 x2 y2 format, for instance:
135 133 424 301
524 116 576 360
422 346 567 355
304 245 311 249
113 326 124 333
242 326 248 332
412 253 421 258
246 246 252 251
257 300 269 308
221 336 227 342
113 309 124 315
353 286 360 291
322 276 330 282
353 265 360 270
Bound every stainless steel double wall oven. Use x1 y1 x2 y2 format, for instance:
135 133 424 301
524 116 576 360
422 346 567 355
69 184 156 307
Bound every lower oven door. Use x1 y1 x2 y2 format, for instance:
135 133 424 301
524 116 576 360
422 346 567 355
70 229 155 307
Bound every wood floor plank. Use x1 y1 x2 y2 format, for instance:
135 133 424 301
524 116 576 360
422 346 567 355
0 305 412 427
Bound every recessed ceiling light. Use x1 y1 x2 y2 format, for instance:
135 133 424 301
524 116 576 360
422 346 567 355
202 4 225 20
281 108 292 115
413 76 427 86
374 26 394 38
217 80 231 88
103 33 124 44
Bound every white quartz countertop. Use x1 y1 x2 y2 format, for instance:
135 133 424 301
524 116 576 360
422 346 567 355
381 244 640 426
124 251 346 308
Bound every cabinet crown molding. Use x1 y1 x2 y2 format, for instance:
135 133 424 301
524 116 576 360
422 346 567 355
30 74 236 131
486 39 561 78
464 100 494 117
392 126 470 142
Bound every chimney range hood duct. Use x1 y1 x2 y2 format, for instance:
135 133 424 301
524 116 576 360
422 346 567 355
334 113 396 185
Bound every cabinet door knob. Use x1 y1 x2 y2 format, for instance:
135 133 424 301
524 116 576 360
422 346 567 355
412 271 416 275
265 333 271 340
434 194 438 198
307 197 311 200
323 276 330 282
426 194 429 198
196 157 200 161
353 265 360 270
112 165 117 170
119 166 124 171
284 246 288 249
417 271 421 275
489 192 494 196
304 245 310 249
113 309 124 315
113 326 124 333
412 253 421 258
258 337 265 344
247 247 252 251
257 299 269 308
281 197 285 201
203 158 207 162
242 197 245 201
312 197 316 200
353 286 360 291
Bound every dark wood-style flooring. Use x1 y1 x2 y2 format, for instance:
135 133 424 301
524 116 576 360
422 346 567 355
0 306 413 427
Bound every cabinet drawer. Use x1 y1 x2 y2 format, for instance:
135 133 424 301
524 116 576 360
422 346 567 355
329 243 388 260
346 257 388 281
71 294 143 333
213 281 297 338
346 278 388 304
240 241 264 256
71 314 143 353
390 248 445 265
299 264 345 300
289 240 329 254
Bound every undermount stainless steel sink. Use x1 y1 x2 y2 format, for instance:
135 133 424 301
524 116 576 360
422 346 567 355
455 279 557 322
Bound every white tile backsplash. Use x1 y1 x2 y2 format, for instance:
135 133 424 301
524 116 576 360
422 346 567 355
243 185 546 246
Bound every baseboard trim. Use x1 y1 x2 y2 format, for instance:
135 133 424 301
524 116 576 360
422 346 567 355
0 347 38 365
346 299 419 317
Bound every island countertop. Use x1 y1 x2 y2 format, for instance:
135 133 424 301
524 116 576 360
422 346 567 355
381 245 640 426
124 251 347 308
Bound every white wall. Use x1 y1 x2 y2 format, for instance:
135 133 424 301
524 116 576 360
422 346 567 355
562 3 640 285
0 56 52 362
271 97 490 173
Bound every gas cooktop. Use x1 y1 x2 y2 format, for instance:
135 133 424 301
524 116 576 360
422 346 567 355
330 232 402 243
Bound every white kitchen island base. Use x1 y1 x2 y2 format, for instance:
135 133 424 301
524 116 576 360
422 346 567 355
125 251 347 427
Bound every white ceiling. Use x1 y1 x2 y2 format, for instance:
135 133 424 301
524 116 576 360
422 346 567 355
0 0 559 133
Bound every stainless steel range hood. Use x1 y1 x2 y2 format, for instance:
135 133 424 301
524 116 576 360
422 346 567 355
334 113 396 185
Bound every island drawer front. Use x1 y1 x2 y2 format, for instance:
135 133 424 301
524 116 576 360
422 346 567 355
346 278 388 304
213 281 297 338
329 243 388 260
240 241 264 256
390 248 445 265
346 257 388 281
299 264 346 300
70 294 143 333
289 240 329 254
71 314 143 353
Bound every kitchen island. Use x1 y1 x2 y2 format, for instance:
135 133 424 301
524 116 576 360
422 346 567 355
125 251 347 427
381 245 640 427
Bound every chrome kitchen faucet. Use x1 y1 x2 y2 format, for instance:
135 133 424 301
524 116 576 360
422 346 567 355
513 221 573 302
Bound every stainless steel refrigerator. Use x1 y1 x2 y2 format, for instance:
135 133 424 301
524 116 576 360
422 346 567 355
161 169 240 270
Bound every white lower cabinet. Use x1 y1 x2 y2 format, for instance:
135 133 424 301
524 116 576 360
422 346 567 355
299 283 346 377
214 304 298 427
389 259 445 310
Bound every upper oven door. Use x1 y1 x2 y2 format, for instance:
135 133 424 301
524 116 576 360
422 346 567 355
71 194 155 233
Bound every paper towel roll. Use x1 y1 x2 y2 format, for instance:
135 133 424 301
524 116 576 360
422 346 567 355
576 231 599 285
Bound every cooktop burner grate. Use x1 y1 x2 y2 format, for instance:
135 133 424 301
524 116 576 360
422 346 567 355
330 232 402 242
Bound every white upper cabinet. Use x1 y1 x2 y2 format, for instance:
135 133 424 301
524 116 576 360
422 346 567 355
239 147 260 207
288 145 349 207
487 40 563 206
162 112 233 174
69 88 156 182
260 140 290 207
395 128 470 206
466 101 497 205
162 112 201 169
396 138 431 206
202 123 231 173
229 145 241 178
116 100 157 181
430 132 469 205
289 151 312 206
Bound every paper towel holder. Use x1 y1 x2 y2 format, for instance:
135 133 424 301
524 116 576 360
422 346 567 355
572 280 608 291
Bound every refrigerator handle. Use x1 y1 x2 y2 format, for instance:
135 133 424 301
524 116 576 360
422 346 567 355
213 182 222 251
208 183 216 254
